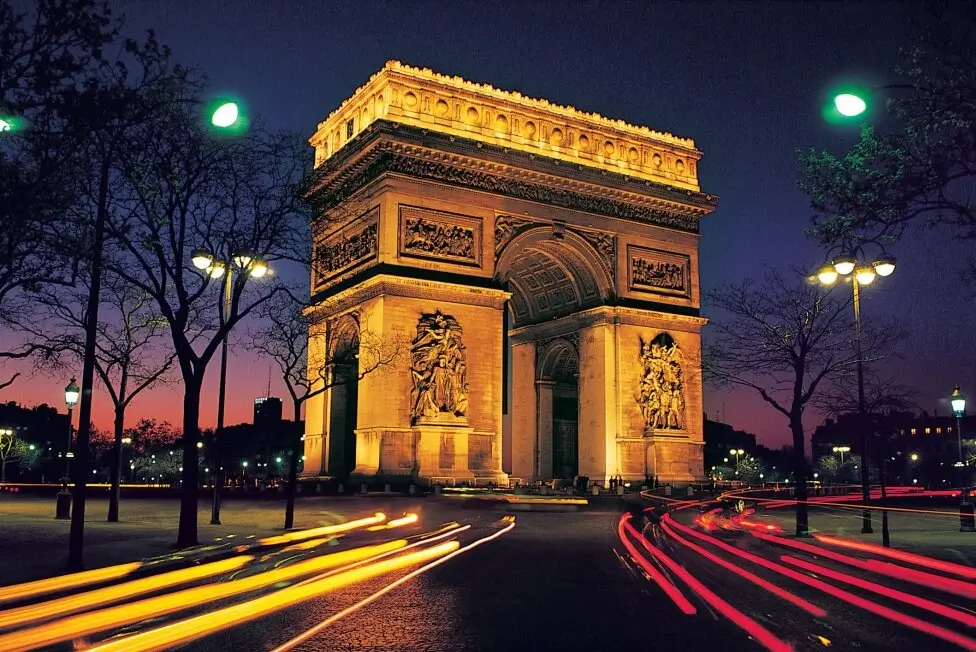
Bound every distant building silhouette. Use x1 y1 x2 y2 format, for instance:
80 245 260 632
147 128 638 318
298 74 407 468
253 397 282 429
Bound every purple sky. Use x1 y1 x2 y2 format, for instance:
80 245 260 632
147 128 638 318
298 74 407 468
8 1 974 449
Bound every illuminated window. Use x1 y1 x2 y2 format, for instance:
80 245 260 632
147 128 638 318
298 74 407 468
910 428 917 435
948 427 953 433
346 119 354 139
925 427 931 435
936 427 942 434
899 429 905 435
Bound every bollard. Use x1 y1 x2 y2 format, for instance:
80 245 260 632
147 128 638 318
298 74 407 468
566 486 573 496
337 483 344 494
687 485 695 496
541 485 548 496
616 485 624 496
360 483 368 494
591 484 599 497
960 498 975 532
384 484 391 493
55 490 71 520
409 484 416 495
664 485 672 497
434 484 442 495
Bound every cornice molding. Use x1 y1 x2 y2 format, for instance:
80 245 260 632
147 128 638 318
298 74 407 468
309 274 511 316
308 123 716 235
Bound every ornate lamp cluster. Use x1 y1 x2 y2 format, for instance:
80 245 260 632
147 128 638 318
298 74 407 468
815 250 896 287
190 249 268 278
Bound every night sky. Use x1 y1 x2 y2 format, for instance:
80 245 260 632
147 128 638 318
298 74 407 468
8 0 974 449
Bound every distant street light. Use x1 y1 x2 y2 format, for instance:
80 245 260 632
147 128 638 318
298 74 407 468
833 446 851 465
951 385 966 466
731 449 745 467
191 248 269 525
816 242 896 535
56 378 80 520
910 453 919 462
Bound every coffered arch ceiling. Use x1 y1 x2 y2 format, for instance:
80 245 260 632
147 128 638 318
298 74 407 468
495 228 611 327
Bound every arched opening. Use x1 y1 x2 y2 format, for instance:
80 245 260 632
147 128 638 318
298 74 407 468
326 315 360 479
495 227 612 328
539 340 579 480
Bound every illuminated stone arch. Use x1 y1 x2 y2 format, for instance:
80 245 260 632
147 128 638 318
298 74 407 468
495 226 613 327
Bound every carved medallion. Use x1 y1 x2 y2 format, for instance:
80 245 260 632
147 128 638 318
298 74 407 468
399 206 481 266
636 333 684 433
409 311 469 425
313 220 378 290
626 245 691 299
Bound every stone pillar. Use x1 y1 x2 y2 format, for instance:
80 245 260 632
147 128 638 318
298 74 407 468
577 321 618 484
535 380 555 480
301 334 328 478
326 381 348 475
510 341 536 482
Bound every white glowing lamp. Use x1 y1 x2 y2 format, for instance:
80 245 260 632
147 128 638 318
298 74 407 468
854 265 876 285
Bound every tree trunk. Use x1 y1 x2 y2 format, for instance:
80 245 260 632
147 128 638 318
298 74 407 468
177 378 202 547
790 418 809 536
1 461 6 483
107 406 125 522
284 399 301 530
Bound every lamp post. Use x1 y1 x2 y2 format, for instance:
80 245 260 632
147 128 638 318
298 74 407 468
56 378 80 520
833 446 851 465
951 386 966 467
815 244 896 534
120 436 132 484
731 449 745 469
190 249 268 525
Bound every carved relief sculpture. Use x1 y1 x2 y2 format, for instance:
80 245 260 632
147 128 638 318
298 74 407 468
633 258 683 291
409 311 469 424
404 217 475 260
494 215 533 256
627 245 692 299
313 222 378 289
637 335 684 432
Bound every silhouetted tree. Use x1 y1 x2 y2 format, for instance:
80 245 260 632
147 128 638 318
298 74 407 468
704 269 901 535
797 4 976 263
0 0 119 388
249 294 403 528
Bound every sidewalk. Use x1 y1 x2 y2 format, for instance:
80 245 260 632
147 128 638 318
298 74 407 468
0 494 426 587
752 506 976 566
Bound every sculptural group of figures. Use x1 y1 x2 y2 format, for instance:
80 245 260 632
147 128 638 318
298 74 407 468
637 337 684 431
404 218 475 259
409 311 469 423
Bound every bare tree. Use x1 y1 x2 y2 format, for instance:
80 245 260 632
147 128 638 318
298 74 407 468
704 269 901 535
249 293 402 528
0 0 119 389
18 270 175 521
99 68 309 546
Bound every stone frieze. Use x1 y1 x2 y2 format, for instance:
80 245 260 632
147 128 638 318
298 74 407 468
626 245 692 299
399 205 481 266
313 220 378 289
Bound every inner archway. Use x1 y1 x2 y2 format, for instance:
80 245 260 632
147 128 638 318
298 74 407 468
539 340 579 480
326 315 360 479
495 227 612 328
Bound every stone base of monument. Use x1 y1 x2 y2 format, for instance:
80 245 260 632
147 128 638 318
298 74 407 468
350 424 507 488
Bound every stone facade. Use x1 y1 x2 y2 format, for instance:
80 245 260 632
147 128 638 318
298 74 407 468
302 62 716 487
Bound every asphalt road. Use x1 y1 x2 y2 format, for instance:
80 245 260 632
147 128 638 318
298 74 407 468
223 511 749 652
2 493 974 652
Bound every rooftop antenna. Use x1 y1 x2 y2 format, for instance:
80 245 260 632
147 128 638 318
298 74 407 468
266 366 272 398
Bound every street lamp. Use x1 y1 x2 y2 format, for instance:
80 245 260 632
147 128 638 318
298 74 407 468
816 244 896 534
951 385 966 467
731 449 745 468
56 378 80 520
191 249 269 525
833 446 851 465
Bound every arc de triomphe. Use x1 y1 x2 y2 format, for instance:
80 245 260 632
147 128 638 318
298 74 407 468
301 61 716 487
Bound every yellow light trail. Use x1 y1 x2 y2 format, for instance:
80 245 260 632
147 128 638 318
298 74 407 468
256 512 386 547
0 556 253 630
271 518 517 652
87 540 461 652
367 513 419 531
0 540 405 652
0 562 143 605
